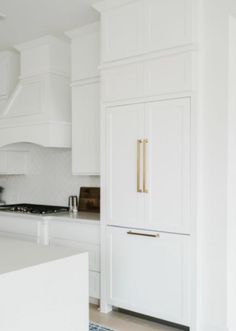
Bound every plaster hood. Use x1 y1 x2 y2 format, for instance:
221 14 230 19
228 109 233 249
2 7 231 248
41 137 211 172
0 51 19 113
0 36 71 148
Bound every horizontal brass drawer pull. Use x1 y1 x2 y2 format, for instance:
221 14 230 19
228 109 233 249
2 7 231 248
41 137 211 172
127 231 160 238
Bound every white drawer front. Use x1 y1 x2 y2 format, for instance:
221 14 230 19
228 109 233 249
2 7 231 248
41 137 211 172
107 226 190 325
0 216 38 237
49 221 100 245
49 221 101 299
50 237 100 272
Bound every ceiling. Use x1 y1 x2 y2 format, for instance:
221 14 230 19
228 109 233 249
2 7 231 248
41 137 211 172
0 0 100 50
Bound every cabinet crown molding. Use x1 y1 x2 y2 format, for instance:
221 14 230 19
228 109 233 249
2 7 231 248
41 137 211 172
65 22 100 39
92 0 140 12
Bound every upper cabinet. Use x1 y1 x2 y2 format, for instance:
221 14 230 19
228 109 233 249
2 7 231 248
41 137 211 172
102 52 192 102
66 23 100 176
68 23 100 82
93 0 192 63
102 1 143 62
144 0 192 53
94 0 193 103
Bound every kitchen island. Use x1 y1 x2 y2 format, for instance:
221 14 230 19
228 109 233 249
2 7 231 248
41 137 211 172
0 236 88 331
0 211 101 301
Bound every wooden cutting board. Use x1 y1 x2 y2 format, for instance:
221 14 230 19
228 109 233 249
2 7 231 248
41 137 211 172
79 187 100 213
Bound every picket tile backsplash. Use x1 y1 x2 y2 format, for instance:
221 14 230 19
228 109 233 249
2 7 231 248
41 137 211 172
0 144 100 206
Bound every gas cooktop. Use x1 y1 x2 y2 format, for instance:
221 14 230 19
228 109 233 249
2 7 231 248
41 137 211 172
0 204 69 215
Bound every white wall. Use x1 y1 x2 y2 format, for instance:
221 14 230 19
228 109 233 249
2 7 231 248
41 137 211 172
0 144 99 206
227 14 236 331
197 1 236 331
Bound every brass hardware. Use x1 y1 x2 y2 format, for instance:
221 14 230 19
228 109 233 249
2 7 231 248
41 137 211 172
127 231 160 238
143 139 148 193
137 139 143 193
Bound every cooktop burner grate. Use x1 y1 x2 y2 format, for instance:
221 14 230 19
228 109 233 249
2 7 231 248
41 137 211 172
0 203 69 215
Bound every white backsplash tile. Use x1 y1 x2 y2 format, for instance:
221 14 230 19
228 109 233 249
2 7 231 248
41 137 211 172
0 144 100 206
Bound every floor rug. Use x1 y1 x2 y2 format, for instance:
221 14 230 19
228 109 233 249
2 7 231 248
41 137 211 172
89 322 115 331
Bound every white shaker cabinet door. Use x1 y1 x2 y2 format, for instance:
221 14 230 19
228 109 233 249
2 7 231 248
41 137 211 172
107 226 190 326
72 82 100 175
102 1 144 62
144 0 192 53
106 104 145 228
99 0 192 63
144 98 191 233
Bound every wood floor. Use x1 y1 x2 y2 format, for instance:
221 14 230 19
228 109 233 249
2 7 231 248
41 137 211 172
90 305 181 331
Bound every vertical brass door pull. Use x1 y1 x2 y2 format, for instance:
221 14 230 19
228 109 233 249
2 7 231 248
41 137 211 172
137 139 143 193
143 139 148 193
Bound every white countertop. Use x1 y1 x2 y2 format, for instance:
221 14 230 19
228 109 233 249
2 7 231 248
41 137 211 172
0 211 100 225
47 211 100 223
0 236 83 275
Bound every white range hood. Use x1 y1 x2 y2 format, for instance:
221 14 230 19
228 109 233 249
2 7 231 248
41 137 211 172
0 51 19 114
0 36 71 148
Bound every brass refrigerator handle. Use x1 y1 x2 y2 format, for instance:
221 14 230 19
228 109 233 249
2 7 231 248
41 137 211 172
143 139 148 193
127 231 160 238
137 139 143 193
